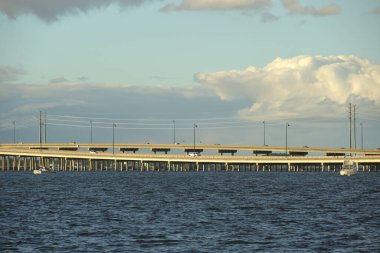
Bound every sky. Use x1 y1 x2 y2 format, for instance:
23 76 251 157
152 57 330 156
0 0 380 150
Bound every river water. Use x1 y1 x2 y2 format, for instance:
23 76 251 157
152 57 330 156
1 172 379 252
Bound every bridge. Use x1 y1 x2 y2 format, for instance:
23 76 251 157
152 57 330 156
1 143 380 155
1 143 379 172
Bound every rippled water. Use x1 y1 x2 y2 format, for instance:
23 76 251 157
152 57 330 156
1 172 379 252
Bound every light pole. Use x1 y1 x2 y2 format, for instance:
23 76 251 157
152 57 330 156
90 120 93 144
263 121 266 146
112 123 116 155
360 122 363 149
13 121 15 144
193 123 197 150
173 120 176 144
44 112 47 144
285 122 290 156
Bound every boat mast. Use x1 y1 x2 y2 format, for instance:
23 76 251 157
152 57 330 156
349 103 352 150
39 111 42 145
354 105 356 150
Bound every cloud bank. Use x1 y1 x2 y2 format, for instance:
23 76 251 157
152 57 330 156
0 0 343 21
160 0 270 12
282 0 340 16
195 55 380 120
0 0 152 22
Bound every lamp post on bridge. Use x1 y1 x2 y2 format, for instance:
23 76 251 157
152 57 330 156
112 123 116 155
90 120 93 144
263 120 266 146
285 122 290 156
360 122 363 150
13 121 16 144
173 120 176 144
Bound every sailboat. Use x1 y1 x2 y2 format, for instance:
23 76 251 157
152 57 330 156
340 159 358 176
340 103 358 176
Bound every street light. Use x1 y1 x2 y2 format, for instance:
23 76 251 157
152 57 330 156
13 121 15 144
263 120 266 146
90 120 93 144
360 122 364 149
285 122 290 156
112 123 116 154
193 123 197 150
173 120 176 144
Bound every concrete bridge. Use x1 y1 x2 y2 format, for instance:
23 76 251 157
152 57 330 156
1 143 379 172
1 143 380 155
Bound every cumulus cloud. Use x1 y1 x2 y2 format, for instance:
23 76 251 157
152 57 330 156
160 0 270 12
0 0 153 22
195 55 380 120
282 0 340 16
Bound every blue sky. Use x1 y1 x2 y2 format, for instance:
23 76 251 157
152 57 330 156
0 0 379 149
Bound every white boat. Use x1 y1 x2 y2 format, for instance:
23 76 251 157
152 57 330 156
33 166 50 175
340 159 358 176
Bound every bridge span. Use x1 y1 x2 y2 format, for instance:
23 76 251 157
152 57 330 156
1 143 380 155
1 145 379 173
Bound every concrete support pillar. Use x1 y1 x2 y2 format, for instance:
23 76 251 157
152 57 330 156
12 156 16 171
16 156 20 171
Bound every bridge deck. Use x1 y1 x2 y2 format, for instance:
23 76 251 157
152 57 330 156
1 143 379 155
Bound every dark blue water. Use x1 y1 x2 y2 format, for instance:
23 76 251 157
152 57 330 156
1 172 379 252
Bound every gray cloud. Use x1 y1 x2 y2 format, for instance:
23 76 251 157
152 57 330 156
282 0 340 16
160 0 271 12
260 11 279 23
0 81 248 145
50 77 69 84
0 0 154 22
0 66 26 84
372 6 380 15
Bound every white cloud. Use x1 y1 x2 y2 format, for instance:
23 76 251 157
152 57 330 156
0 0 153 22
282 0 340 16
195 55 380 120
160 0 270 12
